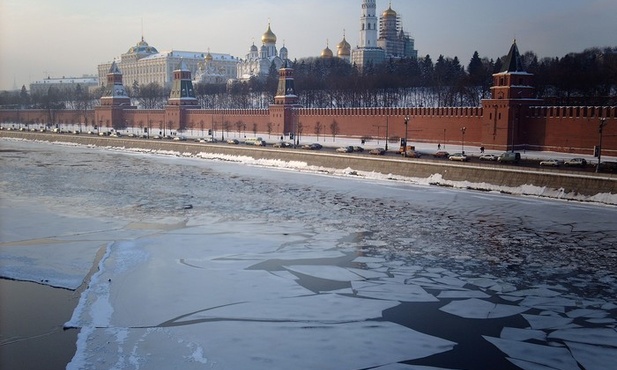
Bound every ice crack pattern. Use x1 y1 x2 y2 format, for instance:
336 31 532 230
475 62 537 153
1 139 616 370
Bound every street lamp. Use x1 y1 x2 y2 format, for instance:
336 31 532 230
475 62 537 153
461 127 466 154
443 128 446 149
385 117 389 151
596 118 608 173
403 115 410 156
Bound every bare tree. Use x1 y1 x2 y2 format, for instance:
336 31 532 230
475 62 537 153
329 120 339 142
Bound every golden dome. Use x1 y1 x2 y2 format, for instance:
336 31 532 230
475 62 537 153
262 23 277 44
205 50 213 61
321 45 333 59
337 36 351 56
382 5 397 18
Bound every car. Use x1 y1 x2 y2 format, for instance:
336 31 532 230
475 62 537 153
404 150 422 158
479 154 498 161
564 158 587 167
227 139 239 144
433 151 450 158
352 146 364 152
599 161 617 173
273 141 292 148
540 159 562 167
173 136 187 141
498 152 521 164
369 147 386 155
448 153 468 161
336 146 354 153
302 143 322 150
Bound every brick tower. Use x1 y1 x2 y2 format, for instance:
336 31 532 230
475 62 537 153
96 61 134 131
270 61 301 139
482 40 541 151
165 60 199 134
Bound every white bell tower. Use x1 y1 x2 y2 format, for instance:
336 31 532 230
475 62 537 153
359 0 378 48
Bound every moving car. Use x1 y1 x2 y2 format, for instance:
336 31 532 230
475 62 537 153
227 139 239 144
433 151 449 159
273 141 292 148
369 147 386 155
302 143 322 150
448 153 468 162
564 158 587 167
497 152 521 164
540 159 562 167
336 146 354 153
479 154 498 161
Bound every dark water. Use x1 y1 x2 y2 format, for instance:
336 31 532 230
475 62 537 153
0 279 78 370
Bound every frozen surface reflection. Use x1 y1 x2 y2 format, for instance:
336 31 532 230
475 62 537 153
1 139 616 369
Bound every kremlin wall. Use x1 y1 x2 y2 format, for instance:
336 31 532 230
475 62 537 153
1 40 615 157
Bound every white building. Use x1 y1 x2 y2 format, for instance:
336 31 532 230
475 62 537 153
236 23 290 81
29 76 99 95
97 37 238 89
193 51 239 85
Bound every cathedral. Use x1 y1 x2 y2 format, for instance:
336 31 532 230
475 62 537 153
236 23 290 81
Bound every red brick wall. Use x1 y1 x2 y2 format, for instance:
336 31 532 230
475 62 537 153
1 106 615 156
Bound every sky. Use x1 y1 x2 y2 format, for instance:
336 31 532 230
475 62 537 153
1 0 616 91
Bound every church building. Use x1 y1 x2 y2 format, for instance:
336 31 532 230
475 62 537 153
236 23 290 81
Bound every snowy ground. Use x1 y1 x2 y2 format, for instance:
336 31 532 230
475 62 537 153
1 138 616 370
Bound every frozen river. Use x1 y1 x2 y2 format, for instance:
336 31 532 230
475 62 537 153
1 138 616 370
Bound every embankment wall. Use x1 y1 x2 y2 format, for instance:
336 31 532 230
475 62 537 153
2 131 616 202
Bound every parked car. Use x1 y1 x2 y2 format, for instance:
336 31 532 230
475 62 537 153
273 141 292 148
564 158 587 167
448 153 468 161
369 147 386 155
540 159 562 167
433 151 450 158
227 139 239 144
336 146 354 153
352 146 364 152
497 152 521 164
479 154 498 161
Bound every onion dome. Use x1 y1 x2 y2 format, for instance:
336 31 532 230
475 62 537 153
127 36 158 54
337 35 351 57
262 23 277 44
321 42 333 59
382 4 397 18
205 51 213 61
250 43 258 52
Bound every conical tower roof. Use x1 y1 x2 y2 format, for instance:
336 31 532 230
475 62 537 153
501 39 525 73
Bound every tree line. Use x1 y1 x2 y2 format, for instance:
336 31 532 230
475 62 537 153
2 47 615 113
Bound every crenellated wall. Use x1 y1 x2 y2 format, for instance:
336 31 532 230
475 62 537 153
1 105 615 155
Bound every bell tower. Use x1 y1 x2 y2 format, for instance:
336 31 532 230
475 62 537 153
482 40 540 151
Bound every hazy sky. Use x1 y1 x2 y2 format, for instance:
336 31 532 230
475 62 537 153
1 0 616 91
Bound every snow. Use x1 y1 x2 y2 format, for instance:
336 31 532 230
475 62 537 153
1 138 617 369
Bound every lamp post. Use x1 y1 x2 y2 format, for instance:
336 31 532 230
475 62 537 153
443 128 446 149
461 127 466 154
385 117 389 151
403 115 410 156
596 118 608 173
